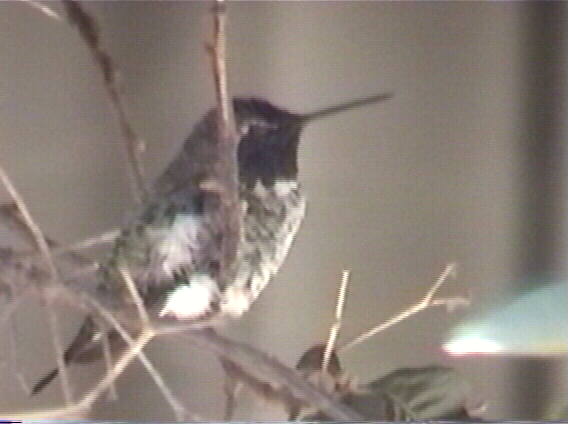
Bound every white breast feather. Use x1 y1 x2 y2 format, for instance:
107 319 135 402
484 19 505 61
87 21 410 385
222 179 306 317
160 273 219 319
154 214 201 278
154 180 305 320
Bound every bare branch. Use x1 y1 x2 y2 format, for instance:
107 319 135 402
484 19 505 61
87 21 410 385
0 165 74 403
78 328 154 412
208 0 236 139
322 269 350 372
83 298 195 421
4 329 155 421
220 356 299 418
339 263 467 352
118 265 150 325
204 0 241 284
62 0 147 203
17 229 119 259
0 203 96 269
100 332 118 401
43 305 75 402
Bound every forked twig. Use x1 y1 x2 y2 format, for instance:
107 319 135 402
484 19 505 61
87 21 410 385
0 165 74 404
83 296 195 421
322 269 350 371
3 325 186 421
221 268 353 422
340 263 467 351
2 1 361 420
81 329 153 407
62 0 147 203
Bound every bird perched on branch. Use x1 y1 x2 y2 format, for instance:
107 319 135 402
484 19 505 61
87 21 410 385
32 93 392 394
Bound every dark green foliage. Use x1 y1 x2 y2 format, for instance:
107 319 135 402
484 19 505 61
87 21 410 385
305 365 474 421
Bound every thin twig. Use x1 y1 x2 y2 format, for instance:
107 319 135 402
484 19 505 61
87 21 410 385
62 0 147 203
0 203 94 268
0 295 26 331
17 229 119 259
3 328 182 421
339 263 466 352
99 332 118 401
322 269 350 372
118 265 150 325
76 329 155 418
84 297 195 421
204 0 241 284
19 0 63 21
55 229 119 253
0 169 61 281
0 165 74 404
208 0 236 139
7 318 31 394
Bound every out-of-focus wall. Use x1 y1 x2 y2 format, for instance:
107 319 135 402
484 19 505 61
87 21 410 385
0 1 565 420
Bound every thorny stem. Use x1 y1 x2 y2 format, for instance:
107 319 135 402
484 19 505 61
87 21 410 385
183 329 363 420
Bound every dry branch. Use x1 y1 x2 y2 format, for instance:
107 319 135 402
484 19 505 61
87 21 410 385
62 0 147 203
340 263 467 351
204 0 241 285
322 269 350 371
0 166 74 404
0 215 358 420
1 1 383 421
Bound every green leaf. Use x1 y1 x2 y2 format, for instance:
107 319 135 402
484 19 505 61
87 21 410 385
367 365 473 420
302 365 474 421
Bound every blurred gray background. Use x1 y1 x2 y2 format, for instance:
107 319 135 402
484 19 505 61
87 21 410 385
0 1 567 420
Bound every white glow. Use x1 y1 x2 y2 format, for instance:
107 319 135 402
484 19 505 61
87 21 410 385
443 337 505 356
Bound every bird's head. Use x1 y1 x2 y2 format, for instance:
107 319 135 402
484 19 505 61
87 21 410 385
233 93 392 188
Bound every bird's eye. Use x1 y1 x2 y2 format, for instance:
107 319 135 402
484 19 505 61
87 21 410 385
238 122 252 137
238 120 277 138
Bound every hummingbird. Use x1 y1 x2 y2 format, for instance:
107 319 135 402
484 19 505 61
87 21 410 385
31 93 392 395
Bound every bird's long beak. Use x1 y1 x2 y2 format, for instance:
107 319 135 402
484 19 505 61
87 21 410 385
299 92 393 124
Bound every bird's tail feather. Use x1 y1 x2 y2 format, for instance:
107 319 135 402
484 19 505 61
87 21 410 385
31 367 60 395
30 316 101 396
